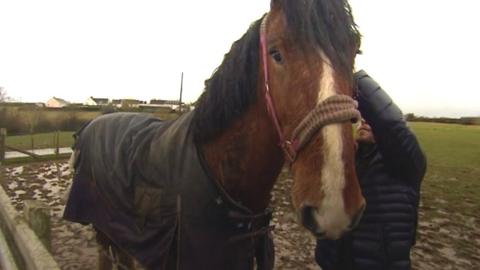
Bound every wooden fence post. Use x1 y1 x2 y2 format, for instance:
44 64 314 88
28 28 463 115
56 131 60 155
0 128 6 162
23 200 51 252
53 131 59 156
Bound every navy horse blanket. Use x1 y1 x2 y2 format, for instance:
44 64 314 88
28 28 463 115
63 112 274 270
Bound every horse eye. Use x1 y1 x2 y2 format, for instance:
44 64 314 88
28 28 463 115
269 49 283 63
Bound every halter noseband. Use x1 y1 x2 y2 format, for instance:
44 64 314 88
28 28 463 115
259 14 360 163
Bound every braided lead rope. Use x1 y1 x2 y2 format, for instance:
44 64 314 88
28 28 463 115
291 94 360 153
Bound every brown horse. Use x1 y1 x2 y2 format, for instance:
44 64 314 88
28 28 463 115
64 0 365 269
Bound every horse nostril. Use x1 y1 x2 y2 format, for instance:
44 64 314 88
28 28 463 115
300 206 325 238
301 206 315 231
349 203 365 230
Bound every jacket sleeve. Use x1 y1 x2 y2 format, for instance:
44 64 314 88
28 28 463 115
354 70 427 184
315 239 340 270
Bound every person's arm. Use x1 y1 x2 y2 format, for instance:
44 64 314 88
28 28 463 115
354 70 426 183
315 238 342 270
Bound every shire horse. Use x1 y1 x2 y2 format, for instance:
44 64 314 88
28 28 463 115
63 0 365 269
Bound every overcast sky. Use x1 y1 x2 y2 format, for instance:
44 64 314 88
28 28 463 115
0 0 478 117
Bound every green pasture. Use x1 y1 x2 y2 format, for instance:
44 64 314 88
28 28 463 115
409 122 480 262
5 131 75 150
410 122 480 170
409 122 480 216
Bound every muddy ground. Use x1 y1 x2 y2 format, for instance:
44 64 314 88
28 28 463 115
1 161 479 269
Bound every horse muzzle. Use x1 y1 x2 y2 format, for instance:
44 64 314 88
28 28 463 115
299 203 365 239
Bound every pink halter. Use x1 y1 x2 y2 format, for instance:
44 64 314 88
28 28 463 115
259 14 360 163
260 14 299 162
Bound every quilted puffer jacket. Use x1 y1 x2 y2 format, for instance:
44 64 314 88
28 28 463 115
315 70 427 270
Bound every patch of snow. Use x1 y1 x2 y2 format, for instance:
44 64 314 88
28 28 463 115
44 182 63 197
8 181 18 189
431 218 451 224
4 147 72 159
36 173 46 181
10 166 24 175
14 190 26 195
439 247 472 266
434 198 448 204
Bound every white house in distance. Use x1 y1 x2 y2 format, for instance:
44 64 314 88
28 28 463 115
143 99 182 111
111 99 146 108
84 96 109 106
46 97 70 108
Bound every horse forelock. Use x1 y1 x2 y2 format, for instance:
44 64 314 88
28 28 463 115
278 0 360 77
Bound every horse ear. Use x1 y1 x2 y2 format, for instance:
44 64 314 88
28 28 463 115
270 0 280 9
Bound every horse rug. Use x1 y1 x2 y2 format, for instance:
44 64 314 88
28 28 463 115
63 112 274 270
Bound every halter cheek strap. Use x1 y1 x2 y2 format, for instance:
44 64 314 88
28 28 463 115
260 14 298 161
259 14 360 163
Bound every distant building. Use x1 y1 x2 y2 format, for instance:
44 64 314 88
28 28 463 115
111 99 146 108
84 96 109 106
111 99 122 107
150 99 180 106
147 99 185 111
46 97 70 108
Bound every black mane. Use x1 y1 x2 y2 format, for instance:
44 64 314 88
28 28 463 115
192 18 262 144
192 0 360 144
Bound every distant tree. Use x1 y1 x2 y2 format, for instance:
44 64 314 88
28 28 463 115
101 104 116 114
405 113 416 121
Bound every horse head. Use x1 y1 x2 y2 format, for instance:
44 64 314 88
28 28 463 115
194 0 364 240
261 0 365 239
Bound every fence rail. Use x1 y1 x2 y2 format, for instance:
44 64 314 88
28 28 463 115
0 129 68 163
0 127 61 268
5 145 42 159
0 184 60 269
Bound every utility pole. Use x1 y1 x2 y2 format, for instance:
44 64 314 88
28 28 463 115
179 72 184 113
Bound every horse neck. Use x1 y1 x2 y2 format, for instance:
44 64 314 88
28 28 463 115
200 100 284 213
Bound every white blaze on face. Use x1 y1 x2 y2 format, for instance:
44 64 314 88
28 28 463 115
314 54 350 238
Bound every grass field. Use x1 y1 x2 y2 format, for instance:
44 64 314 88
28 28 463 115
408 122 480 268
409 122 480 216
5 131 75 150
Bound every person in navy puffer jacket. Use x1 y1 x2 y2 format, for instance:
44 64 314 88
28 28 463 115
315 70 427 270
